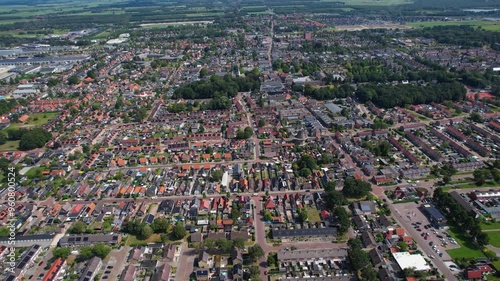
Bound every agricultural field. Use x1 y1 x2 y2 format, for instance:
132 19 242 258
407 20 500 32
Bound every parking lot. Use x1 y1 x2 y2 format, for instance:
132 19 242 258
392 201 460 261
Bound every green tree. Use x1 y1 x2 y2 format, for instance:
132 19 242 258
199 67 208 78
263 211 272 221
53 247 71 259
297 208 308 223
258 119 265 127
68 75 79 85
205 146 213 154
342 178 372 198
333 207 350 235
0 132 6 145
397 241 409 251
233 237 245 250
68 221 87 234
470 112 484 123
361 266 378 281
140 225 153 239
171 222 187 240
248 244 264 262
87 70 97 79
91 243 112 259
151 218 169 233
216 238 233 253
473 168 491 186
347 238 370 271
18 128 52 151
211 169 223 182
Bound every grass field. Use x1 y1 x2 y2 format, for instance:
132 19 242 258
126 234 162 246
6 112 59 129
481 222 500 231
0 140 19 152
446 226 485 259
486 231 500 248
407 20 500 32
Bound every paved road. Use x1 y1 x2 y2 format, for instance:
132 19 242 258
176 243 196 281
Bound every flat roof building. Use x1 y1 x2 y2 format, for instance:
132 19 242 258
393 252 431 271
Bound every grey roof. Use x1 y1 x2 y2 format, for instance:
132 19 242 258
277 248 347 261
450 191 473 213
78 257 102 281
272 227 338 239
325 103 343 114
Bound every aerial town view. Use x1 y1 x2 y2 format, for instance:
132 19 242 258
0 0 499 280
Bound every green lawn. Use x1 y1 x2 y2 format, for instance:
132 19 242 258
446 226 485 259
7 112 59 129
487 231 500 248
481 222 500 231
0 140 19 152
407 20 500 32
126 234 162 246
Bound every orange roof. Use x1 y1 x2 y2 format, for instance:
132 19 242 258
18 114 29 123
204 164 211 169
193 164 201 170
395 228 405 236
182 165 190 170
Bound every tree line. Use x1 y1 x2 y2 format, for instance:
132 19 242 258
356 82 466 108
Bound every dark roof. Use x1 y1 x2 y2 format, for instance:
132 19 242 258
0 234 54 242
272 227 337 239
59 234 121 246
140 260 158 269
450 191 473 213
422 206 446 222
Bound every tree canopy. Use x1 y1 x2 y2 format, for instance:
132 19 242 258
172 73 260 100
18 128 52 151
356 82 466 108
342 177 372 198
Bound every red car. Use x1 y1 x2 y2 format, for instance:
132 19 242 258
38 261 43 266
424 236 428 240
264 271 268 275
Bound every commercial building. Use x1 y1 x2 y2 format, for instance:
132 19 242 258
421 205 447 228
392 252 431 271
